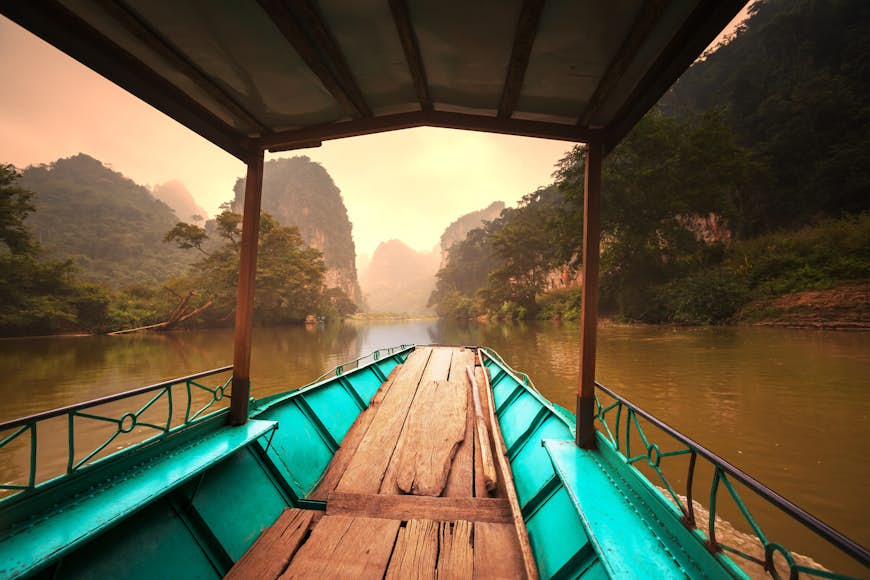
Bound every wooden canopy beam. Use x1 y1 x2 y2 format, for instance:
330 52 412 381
259 110 592 151
1 0 250 161
577 0 667 127
576 141 603 449
94 0 270 135
258 0 371 119
229 149 265 426
497 0 546 119
603 0 746 150
389 0 432 111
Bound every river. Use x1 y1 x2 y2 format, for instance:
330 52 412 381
1 320 867 574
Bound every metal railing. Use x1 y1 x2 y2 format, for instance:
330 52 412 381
303 344 414 387
593 383 870 579
0 365 233 498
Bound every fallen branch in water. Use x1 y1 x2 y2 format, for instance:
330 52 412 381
109 291 213 335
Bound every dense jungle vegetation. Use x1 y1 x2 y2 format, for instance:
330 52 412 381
0 158 356 336
429 0 870 324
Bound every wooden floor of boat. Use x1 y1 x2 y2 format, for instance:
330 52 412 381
227 346 531 579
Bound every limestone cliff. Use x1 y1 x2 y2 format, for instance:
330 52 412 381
361 240 440 315
232 157 361 304
439 201 505 268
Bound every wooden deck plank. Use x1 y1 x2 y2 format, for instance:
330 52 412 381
473 522 526 579
280 515 400 579
443 349 477 497
308 365 402 500
326 492 514 523
225 508 314 580
393 379 467 496
473 367 489 497
337 348 432 494
478 351 539 580
379 347 454 494
437 520 473 579
385 519 439 580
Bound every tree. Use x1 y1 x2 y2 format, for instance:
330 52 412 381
0 164 35 254
170 212 329 324
164 222 208 254
0 164 110 335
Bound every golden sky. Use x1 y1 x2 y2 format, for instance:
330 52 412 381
0 5 748 257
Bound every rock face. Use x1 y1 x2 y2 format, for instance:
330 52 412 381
361 240 440 314
20 153 195 287
152 180 207 223
439 201 504 268
232 157 361 304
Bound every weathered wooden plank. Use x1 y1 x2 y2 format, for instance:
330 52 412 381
226 508 314 580
473 522 526 579
478 351 539 579
443 350 476 497
379 347 454 494
308 365 402 500
393 379 467 496
337 348 432 493
326 492 514 524
281 515 400 579
385 519 439 580
437 520 473 579
468 366 498 494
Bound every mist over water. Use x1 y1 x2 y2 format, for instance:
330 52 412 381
1 320 867 574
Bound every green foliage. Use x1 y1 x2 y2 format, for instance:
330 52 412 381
655 268 750 325
18 154 195 287
0 164 35 254
173 211 329 325
727 213 870 296
0 166 113 335
536 288 584 321
164 222 209 254
663 0 870 234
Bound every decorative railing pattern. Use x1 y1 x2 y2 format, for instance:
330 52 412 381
308 344 414 385
0 366 232 499
593 383 870 579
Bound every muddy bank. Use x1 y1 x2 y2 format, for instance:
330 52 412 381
740 283 870 330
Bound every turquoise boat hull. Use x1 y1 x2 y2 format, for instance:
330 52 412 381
0 345 833 579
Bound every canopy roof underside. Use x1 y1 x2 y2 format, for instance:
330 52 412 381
3 0 744 160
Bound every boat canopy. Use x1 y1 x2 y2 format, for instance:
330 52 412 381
3 1 744 158
1 0 746 440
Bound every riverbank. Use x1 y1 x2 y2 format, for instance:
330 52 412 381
740 282 870 330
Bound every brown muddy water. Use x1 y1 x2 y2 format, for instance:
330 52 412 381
1 320 867 575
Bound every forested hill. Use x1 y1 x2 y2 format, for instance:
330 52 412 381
429 0 870 326
19 154 194 287
660 0 870 235
232 157 361 303
439 201 504 268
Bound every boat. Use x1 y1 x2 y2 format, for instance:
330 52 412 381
1 1 868 578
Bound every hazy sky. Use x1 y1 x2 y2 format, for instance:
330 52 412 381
0 6 748 257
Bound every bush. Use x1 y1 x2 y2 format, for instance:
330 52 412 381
656 267 750 324
536 288 583 320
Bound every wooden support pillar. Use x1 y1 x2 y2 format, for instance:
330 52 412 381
577 141 603 449
229 149 265 426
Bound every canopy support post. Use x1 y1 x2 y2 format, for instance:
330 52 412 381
577 141 602 449
229 149 265 426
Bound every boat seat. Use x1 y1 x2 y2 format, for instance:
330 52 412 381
542 438 734 579
0 419 277 579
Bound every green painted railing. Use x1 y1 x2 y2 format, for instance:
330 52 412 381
593 383 869 579
0 366 233 500
480 346 868 578
307 344 414 385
